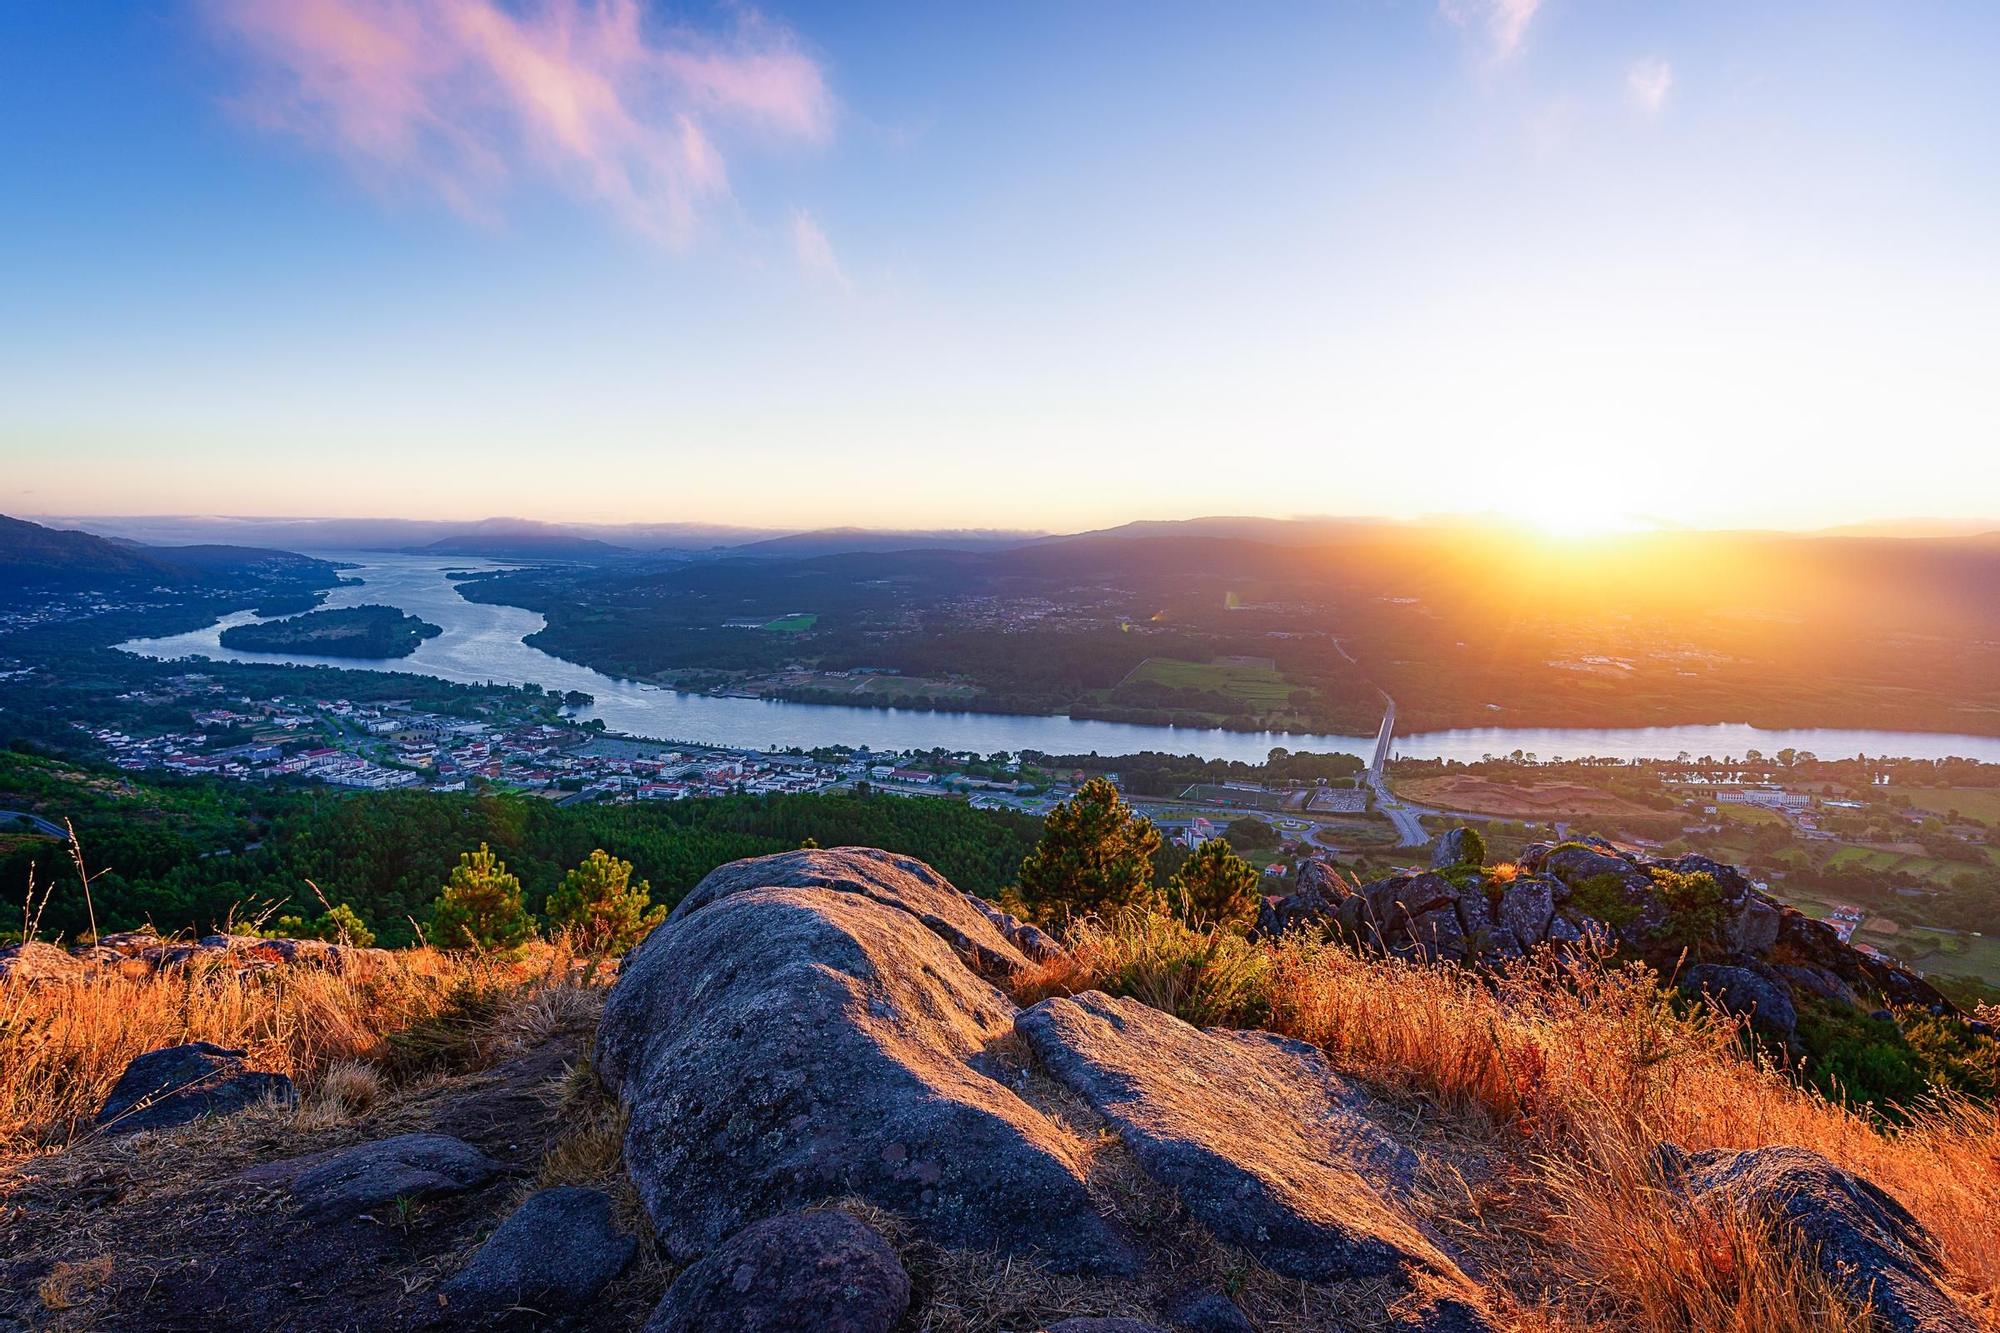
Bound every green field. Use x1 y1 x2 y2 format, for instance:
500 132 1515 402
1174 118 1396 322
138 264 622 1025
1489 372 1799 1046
1825 845 1994 878
1180 783 1297 811
1901 787 2000 824
761 614 819 632
1122 656 1301 709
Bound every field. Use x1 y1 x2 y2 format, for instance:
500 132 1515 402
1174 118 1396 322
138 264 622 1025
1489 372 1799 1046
1395 774 1661 818
1118 656 1301 710
760 613 818 632
1826 844 1998 878
1178 783 1298 811
1902 787 2000 824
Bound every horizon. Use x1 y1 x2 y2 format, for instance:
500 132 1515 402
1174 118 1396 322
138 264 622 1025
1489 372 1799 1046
4 2 1998 530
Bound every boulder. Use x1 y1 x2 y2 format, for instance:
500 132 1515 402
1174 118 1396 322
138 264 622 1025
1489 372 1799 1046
1661 1146 1976 1333
1680 964 1798 1042
1494 877 1555 949
1017 991 1447 1284
662 846 1036 982
0 940 86 984
95 1041 295 1136
646 1210 910 1333
1254 857 1352 938
1429 827 1481 870
288 1132 503 1221
1726 896 1783 955
1170 1289 1254 1333
441 1186 635 1318
598 879 1131 1272
966 892 1065 963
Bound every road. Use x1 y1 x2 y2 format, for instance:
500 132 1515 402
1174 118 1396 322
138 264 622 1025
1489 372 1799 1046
1360 693 1432 848
0 810 70 840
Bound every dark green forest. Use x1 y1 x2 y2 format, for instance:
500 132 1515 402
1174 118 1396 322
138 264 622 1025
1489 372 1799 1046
0 752 1039 947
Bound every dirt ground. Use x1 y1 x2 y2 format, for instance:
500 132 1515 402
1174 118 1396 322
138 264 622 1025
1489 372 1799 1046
1396 775 1660 819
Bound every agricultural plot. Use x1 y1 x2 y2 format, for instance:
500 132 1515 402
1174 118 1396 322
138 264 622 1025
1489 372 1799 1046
1120 657 1303 710
1900 787 2000 824
1180 783 1300 811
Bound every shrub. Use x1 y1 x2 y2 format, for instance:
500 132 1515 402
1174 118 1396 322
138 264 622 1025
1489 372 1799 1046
430 844 535 951
1649 867 1725 953
1017 777 1163 922
543 848 666 956
1058 908 1273 1028
1166 838 1263 931
1570 872 1642 929
271 902 376 948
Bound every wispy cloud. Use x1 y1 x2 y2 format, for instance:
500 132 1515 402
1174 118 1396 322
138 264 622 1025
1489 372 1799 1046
1440 0 1544 61
1627 57 1673 115
201 0 833 247
788 208 848 290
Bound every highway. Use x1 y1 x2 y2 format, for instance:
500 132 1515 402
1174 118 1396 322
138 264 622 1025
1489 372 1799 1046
0 809 70 841
1361 694 1431 848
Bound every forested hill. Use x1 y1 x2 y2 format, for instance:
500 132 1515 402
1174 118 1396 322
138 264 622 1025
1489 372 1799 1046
0 513 338 594
0 752 1039 947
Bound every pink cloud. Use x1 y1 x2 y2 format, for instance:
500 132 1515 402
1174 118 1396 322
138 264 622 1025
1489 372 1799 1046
1440 0 1544 60
203 0 833 246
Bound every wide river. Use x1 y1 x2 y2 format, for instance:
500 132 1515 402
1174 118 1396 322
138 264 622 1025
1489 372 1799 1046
119 555 2000 764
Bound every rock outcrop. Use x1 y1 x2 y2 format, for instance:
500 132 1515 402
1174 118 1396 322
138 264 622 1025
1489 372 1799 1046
287 1133 504 1221
1259 832 1952 1034
598 848 1132 1273
441 1186 636 1320
600 846 1504 1332
1660 1145 1978 1333
1018 991 1428 1282
95 1041 295 1135
0 930 389 983
646 1209 911 1333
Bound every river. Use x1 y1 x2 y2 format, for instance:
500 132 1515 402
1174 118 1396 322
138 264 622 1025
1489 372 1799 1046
117 555 2000 764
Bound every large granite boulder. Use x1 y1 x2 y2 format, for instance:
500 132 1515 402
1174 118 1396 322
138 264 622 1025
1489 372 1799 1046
598 861 1132 1272
0 940 87 984
1680 963 1798 1042
661 846 1037 982
1017 991 1467 1295
288 1132 503 1221
1429 826 1482 869
441 1186 636 1318
1661 1146 1977 1333
95 1042 295 1136
646 1209 910 1333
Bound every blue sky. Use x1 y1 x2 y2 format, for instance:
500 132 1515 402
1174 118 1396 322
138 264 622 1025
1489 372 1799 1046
2 1 1996 530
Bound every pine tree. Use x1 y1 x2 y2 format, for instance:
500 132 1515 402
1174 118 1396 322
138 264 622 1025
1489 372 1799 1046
430 843 534 950
543 848 665 956
1017 777 1162 921
1166 837 1263 931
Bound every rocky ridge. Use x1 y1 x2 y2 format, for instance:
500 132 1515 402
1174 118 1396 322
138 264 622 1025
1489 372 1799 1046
1257 834 1957 1045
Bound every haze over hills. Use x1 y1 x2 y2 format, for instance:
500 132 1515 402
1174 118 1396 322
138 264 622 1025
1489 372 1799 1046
0 514 336 593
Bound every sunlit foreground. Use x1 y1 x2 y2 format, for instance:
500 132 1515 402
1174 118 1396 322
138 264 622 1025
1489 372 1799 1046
3 922 1994 1331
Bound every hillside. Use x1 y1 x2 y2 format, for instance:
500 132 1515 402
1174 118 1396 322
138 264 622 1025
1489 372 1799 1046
0 513 339 597
2 811 1996 1331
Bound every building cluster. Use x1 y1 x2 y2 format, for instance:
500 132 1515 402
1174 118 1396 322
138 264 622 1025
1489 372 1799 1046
74 674 1072 808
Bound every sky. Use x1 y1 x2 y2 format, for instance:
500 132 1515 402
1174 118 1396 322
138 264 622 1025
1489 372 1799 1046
2 0 1996 533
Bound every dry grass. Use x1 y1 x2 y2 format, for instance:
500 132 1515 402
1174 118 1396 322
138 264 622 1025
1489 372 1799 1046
0 940 592 1163
1029 918 2000 1333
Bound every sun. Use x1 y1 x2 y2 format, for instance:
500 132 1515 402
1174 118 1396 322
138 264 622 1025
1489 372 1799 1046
1519 509 1658 539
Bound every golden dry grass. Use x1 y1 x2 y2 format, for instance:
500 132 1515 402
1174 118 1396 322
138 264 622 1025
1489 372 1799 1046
1030 919 2000 1333
0 940 590 1164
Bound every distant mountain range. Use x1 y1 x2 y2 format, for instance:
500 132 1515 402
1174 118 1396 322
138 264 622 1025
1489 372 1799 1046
0 514 336 593
26 510 2000 566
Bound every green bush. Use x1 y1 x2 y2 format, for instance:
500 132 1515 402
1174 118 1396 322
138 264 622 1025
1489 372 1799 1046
1018 778 1163 922
430 844 535 951
1649 867 1725 952
543 848 665 956
1568 872 1641 929
1166 838 1264 932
